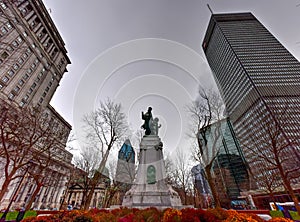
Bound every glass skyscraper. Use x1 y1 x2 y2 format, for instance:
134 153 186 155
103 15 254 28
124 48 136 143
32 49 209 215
202 13 300 188
193 118 251 208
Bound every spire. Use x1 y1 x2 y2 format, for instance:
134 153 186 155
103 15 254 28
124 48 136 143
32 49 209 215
207 4 213 14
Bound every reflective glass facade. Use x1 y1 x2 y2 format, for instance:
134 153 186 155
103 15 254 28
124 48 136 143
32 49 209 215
202 13 300 188
194 118 251 208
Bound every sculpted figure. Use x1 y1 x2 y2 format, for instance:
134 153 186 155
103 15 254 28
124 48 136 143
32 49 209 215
150 117 161 135
141 107 152 135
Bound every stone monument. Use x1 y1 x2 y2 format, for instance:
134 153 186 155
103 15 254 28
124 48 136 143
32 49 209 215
122 107 182 208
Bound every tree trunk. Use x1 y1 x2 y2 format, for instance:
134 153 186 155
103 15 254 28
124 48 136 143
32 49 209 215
277 160 300 214
0 173 14 202
205 166 221 208
283 178 300 215
83 149 110 210
25 183 42 211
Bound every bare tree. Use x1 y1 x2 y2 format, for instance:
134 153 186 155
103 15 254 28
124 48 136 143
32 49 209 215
71 146 101 209
251 168 282 204
242 103 300 214
168 150 194 205
187 88 224 208
0 99 67 203
81 98 128 209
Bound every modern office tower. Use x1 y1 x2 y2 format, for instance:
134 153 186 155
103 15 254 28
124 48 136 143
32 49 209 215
194 118 251 208
0 0 73 210
202 13 300 189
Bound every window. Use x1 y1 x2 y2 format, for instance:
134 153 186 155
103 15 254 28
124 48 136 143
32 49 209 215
31 21 35 28
24 95 29 101
45 86 49 92
18 79 24 86
27 68 32 74
1 51 8 59
12 41 19 47
22 53 28 59
7 46 13 52
14 86 20 92
2 76 9 82
31 83 36 88
7 70 14 77
23 74 29 79
19 101 25 107
6 22 12 30
23 31 27 37
13 64 19 70
39 98 43 103
0 2 7 9
38 32 43 39
31 63 36 69
17 36 23 43
20 8 27 16
0 84 3 90
8 93 15 100
18 58 24 64
1 27 7 34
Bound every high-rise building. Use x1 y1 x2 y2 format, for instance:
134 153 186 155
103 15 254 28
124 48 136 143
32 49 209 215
193 118 251 208
114 139 135 204
202 13 300 189
0 0 73 210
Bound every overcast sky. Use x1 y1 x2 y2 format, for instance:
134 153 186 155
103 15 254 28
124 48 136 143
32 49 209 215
42 0 300 156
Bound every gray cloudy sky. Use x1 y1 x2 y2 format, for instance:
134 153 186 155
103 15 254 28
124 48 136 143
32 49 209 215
42 0 300 154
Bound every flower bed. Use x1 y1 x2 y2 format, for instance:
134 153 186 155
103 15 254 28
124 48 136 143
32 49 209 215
22 208 294 222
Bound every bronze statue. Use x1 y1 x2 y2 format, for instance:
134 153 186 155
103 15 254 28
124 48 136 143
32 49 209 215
141 107 152 135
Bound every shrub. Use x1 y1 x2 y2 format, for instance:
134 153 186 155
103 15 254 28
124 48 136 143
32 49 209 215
198 209 222 222
162 208 181 222
223 210 262 222
268 218 294 222
270 210 284 218
95 212 117 222
288 210 300 220
21 207 298 221
73 214 93 222
180 208 200 222
133 207 162 222
207 208 229 220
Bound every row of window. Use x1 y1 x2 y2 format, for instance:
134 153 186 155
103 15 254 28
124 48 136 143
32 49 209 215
1 48 32 86
0 21 13 36
17 1 60 60
0 34 23 65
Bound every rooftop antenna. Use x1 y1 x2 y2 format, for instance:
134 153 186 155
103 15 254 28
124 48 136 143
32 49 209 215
207 4 214 14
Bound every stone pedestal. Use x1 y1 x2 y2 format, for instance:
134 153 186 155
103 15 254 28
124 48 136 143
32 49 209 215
122 135 182 208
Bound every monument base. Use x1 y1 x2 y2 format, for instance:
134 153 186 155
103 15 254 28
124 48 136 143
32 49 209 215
122 135 182 208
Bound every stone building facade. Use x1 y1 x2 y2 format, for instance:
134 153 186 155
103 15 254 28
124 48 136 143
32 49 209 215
0 0 73 210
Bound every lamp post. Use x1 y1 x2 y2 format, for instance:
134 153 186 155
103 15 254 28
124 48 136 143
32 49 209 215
0 163 31 221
